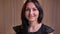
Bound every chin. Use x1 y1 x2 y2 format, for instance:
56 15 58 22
28 19 35 22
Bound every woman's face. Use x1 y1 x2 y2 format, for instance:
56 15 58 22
25 2 39 22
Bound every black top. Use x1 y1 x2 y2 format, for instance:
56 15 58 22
13 24 54 34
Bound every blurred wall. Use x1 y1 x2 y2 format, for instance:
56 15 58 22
0 0 60 34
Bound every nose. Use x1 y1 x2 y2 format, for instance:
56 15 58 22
29 10 33 15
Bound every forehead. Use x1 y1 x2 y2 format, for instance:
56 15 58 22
26 2 36 8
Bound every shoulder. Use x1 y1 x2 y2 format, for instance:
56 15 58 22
13 25 23 32
42 24 54 33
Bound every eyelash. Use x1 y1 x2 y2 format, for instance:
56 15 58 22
25 8 37 11
26 9 29 11
33 9 37 11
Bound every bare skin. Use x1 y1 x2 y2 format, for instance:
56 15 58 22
25 2 54 34
13 2 54 34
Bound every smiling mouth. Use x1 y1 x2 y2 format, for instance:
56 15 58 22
29 16 34 18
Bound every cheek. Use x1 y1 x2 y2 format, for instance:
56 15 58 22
25 11 29 18
34 11 39 17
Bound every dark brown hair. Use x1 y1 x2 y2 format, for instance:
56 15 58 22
21 0 43 27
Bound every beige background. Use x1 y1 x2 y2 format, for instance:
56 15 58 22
0 0 60 34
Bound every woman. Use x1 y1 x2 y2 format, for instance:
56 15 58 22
13 0 54 34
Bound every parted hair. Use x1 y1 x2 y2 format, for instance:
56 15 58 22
21 0 43 26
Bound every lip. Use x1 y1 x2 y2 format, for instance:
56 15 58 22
29 16 34 18
29 17 34 19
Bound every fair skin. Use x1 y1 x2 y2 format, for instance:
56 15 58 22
25 2 41 32
25 2 54 34
13 2 54 34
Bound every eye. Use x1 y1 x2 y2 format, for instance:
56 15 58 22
25 8 30 11
33 8 37 11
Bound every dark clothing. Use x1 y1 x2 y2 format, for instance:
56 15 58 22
13 24 54 34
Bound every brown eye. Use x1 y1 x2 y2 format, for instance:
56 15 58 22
33 8 37 11
25 8 30 11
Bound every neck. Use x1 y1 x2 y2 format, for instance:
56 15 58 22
28 21 42 32
29 21 39 27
